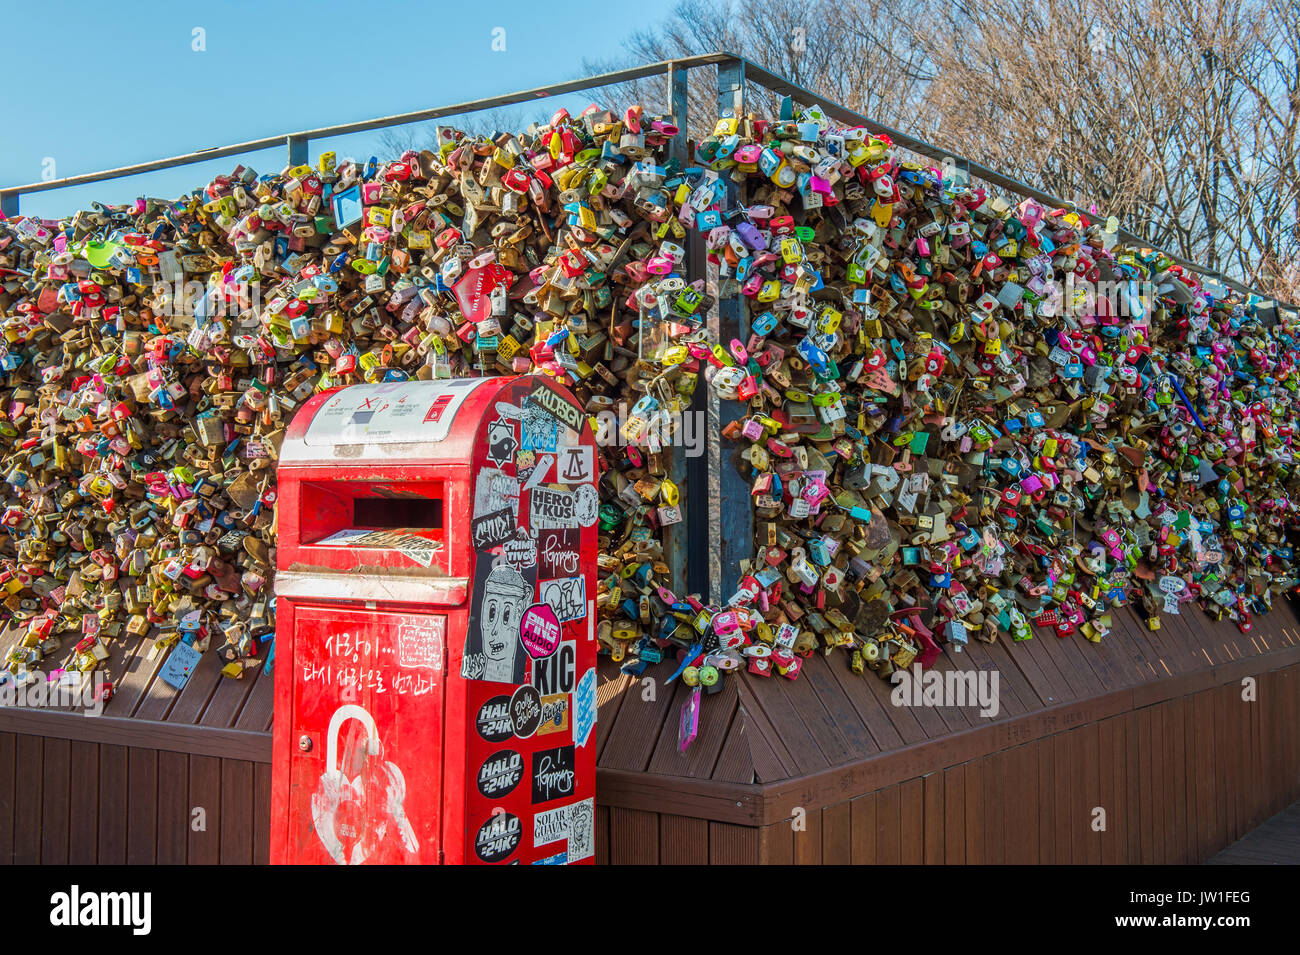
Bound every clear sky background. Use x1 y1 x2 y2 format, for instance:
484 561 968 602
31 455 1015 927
1 0 679 219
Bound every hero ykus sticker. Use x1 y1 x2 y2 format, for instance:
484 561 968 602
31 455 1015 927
475 695 515 743
530 487 577 529
474 811 522 863
477 749 524 798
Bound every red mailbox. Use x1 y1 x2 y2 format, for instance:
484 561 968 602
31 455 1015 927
270 375 600 865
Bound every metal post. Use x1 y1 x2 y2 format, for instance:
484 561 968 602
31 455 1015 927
664 62 703 599
714 58 751 603
0 192 17 218
287 135 308 168
684 215 711 600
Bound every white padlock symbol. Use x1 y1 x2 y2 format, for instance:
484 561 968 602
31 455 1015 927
311 704 419 865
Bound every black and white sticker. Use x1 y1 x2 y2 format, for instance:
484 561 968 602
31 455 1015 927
531 639 576 695
528 384 585 431
471 507 516 551
530 487 577 529
573 483 599 527
475 695 515 743
540 576 586 623
556 445 594 484
531 744 576 804
485 417 519 469
474 811 522 863
509 683 543 738
501 528 537 569
533 804 570 848
476 749 524 798
473 470 520 520
567 798 594 862
538 528 581 578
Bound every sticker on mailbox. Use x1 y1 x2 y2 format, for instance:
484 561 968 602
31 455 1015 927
533 804 570 847
540 576 586 623
520 602 562 659
556 445 594 484
531 744 576 804
476 749 524 798
567 798 595 862
397 618 445 671
538 528 581 578
462 558 533 685
476 695 514 743
474 811 522 863
510 684 543 738
537 693 570 736
304 378 492 446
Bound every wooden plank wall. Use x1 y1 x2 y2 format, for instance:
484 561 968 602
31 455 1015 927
0 736 269 865
598 663 1300 864
756 664 1300 864
4 667 1296 865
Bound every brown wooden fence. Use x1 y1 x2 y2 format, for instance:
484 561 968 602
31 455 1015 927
593 666 1300 864
2 601 1298 864
590 600 1300 863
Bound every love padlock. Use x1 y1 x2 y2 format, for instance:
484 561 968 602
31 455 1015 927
311 704 418 865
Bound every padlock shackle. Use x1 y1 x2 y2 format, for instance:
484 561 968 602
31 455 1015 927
325 704 381 774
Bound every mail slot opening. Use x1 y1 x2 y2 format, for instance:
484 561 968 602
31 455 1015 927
353 497 444 530
296 480 450 562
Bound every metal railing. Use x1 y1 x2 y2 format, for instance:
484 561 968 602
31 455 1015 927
3 52 1293 597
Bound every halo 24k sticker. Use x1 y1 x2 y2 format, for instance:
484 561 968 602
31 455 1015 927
474 811 522 863
476 750 524 798
475 695 514 743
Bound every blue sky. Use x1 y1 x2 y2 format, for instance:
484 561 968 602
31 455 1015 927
1 0 679 219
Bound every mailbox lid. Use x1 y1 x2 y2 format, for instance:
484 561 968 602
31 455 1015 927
279 376 505 468
285 604 447 865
